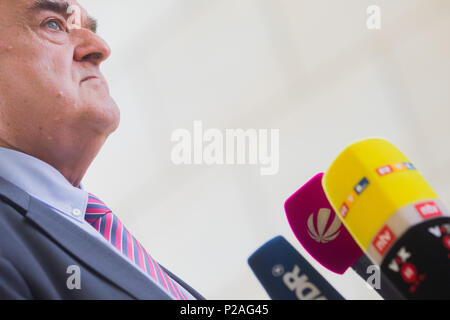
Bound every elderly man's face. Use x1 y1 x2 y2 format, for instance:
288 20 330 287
0 0 119 152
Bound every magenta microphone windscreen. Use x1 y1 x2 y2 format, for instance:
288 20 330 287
284 173 363 274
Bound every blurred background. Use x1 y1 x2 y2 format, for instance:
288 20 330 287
79 0 450 299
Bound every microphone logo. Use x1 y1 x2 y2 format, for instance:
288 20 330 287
282 265 326 300
415 201 442 220
307 208 342 243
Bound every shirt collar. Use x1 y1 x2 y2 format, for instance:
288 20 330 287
0 147 88 222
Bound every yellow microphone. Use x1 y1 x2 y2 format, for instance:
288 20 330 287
323 138 450 299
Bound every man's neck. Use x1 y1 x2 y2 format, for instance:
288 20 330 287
0 137 105 188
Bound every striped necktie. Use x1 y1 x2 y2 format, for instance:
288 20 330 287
84 193 187 300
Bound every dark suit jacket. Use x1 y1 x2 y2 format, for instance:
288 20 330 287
0 177 204 300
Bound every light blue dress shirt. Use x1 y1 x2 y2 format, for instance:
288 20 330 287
0 147 194 300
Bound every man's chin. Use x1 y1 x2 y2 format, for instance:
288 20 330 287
102 101 121 134
83 100 121 135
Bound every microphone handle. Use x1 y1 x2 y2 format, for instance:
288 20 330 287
352 253 405 300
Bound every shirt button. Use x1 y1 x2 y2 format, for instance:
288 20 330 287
72 208 82 217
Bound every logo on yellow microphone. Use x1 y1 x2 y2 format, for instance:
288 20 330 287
415 201 442 220
376 162 416 176
372 225 396 256
339 177 370 219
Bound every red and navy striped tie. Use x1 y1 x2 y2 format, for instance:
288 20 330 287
85 193 187 300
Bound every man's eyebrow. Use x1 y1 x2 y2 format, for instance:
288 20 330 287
28 0 98 33
29 0 70 15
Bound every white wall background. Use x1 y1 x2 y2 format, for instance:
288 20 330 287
79 0 450 299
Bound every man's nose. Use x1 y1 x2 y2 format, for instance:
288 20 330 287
73 30 111 65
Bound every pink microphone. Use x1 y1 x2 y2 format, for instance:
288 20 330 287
284 173 403 299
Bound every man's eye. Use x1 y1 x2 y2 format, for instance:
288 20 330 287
46 20 61 31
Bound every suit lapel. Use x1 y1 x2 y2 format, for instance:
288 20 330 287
161 265 206 300
25 196 174 300
0 177 203 300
